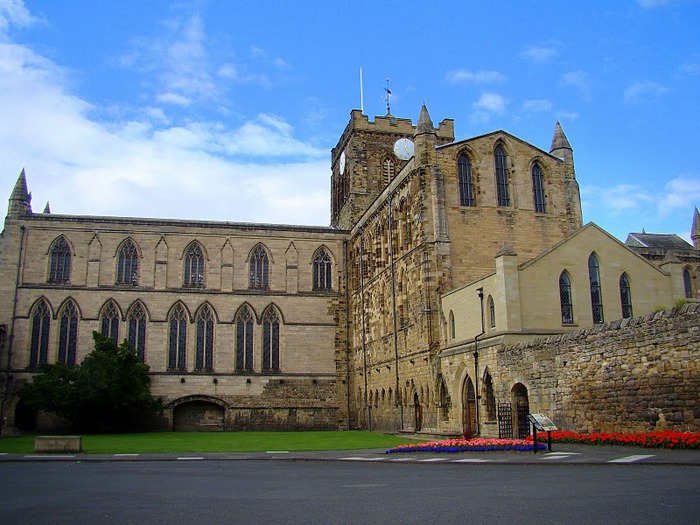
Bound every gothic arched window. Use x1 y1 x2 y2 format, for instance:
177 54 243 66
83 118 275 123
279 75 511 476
588 253 604 324
449 310 455 340
183 243 205 288
235 306 254 371
532 163 546 213
117 240 139 284
100 301 120 346
458 154 475 207
249 245 269 290
620 273 633 319
29 300 51 368
128 302 147 362
58 300 79 367
683 267 693 298
313 249 332 291
49 237 71 283
494 145 510 207
195 305 215 371
262 308 280 372
488 295 496 329
168 304 187 370
559 271 574 324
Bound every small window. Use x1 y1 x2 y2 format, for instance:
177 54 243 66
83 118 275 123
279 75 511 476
168 305 187 370
559 271 573 323
195 305 215 371
588 254 604 324
29 300 51 368
495 145 510 207
249 245 269 290
262 308 280 372
313 249 332 291
487 295 496 329
619 273 633 319
683 267 693 299
49 237 71 283
128 302 147 362
449 310 455 340
532 163 546 213
183 243 205 288
100 301 120 346
458 154 475 206
58 300 79 367
235 306 254 371
383 158 395 184
117 240 139 284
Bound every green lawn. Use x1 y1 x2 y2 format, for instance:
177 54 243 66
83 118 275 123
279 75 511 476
0 431 414 454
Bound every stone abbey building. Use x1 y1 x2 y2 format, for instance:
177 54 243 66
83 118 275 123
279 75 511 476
1 104 698 435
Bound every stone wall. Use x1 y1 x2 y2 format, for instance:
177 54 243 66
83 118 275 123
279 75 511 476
494 303 700 433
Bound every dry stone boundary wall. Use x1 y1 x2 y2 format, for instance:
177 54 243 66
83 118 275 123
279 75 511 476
498 303 700 433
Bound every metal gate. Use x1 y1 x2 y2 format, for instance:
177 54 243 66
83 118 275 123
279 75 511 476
516 401 530 439
497 402 512 438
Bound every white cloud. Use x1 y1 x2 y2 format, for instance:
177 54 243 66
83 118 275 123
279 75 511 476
0 0 38 36
560 70 592 101
658 177 700 214
446 69 506 84
623 80 670 103
520 45 559 63
474 92 506 113
522 99 553 112
554 110 579 121
0 13 330 226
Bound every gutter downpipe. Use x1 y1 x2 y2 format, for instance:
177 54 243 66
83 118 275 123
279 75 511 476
388 196 403 430
1 224 26 432
359 232 371 431
343 240 351 431
473 287 485 437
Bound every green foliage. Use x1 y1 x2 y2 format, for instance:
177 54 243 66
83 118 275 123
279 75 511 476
19 332 162 432
675 299 688 308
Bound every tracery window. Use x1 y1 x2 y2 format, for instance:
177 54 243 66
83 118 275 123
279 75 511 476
262 308 280 372
532 163 546 213
235 306 254 371
683 267 693 299
100 301 120 346
559 271 574 324
495 145 510 207
168 305 187 370
619 273 633 319
49 237 71 283
383 158 395 184
458 154 475 207
128 302 147 362
195 305 215 371
588 253 604 324
29 300 50 368
183 243 205 288
58 300 78 367
313 249 332 291
249 245 269 290
117 240 139 284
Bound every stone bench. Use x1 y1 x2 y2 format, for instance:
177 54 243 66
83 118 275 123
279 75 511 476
34 436 82 453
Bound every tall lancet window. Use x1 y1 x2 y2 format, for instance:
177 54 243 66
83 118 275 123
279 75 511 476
58 301 79 367
249 245 269 290
588 254 604 324
49 237 71 283
458 154 475 207
128 302 147 362
195 305 215 371
100 301 120 346
117 240 139 284
29 300 51 368
619 273 633 319
262 308 280 372
168 305 188 370
184 243 205 288
235 307 254 371
313 249 332 291
532 163 546 213
495 145 510 207
559 271 574 324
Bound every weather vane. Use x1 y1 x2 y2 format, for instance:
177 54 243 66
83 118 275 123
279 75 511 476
384 78 392 116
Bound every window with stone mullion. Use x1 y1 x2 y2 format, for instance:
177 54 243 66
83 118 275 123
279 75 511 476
495 146 510 207
128 303 147 362
262 310 280 371
619 273 633 319
532 164 546 213
588 254 604 324
458 154 475 207
117 241 139 284
196 307 214 371
168 306 187 370
49 237 71 283
29 301 50 368
559 271 573 324
58 302 78 366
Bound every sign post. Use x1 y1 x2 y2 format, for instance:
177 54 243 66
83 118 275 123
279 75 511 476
527 413 558 453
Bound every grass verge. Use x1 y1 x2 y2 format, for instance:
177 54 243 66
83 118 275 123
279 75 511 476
0 431 414 454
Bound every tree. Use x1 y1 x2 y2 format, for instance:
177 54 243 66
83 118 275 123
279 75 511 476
19 332 162 432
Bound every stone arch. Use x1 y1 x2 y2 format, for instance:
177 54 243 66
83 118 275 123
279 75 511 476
511 382 530 439
482 368 496 421
461 374 477 439
170 395 227 432
166 301 192 323
113 236 143 259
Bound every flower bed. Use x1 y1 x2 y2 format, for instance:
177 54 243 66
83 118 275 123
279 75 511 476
387 438 547 454
528 430 700 449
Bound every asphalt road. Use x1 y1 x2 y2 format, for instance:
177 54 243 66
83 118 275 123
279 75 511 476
0 461 698 524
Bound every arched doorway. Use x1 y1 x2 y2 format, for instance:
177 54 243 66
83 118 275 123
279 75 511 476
462 376 477 439
413 392 422 432
173 399 225 431
511 383 530 439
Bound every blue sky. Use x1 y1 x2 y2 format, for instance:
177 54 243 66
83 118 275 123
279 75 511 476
0 0 698 241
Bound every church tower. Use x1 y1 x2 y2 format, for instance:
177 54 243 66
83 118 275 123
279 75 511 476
330 110 453 229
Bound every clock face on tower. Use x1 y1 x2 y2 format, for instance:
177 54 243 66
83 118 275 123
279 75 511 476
393 138 414 160
339 151 346 174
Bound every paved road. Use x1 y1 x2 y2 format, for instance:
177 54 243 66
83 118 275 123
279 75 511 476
1 460 698 524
